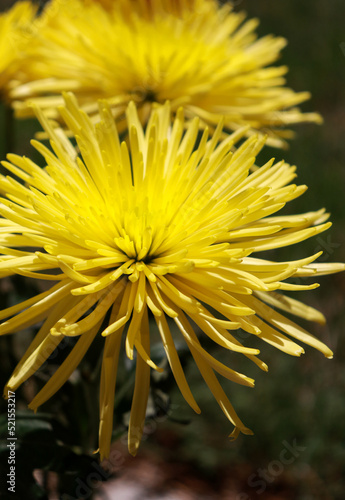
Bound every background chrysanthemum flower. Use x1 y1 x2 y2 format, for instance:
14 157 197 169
83 0 114 9
0 93 343 458
0 1 37 99
10 0 321 147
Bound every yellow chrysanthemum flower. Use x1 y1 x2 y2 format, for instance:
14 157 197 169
0 1 37 98
1 94 343 459
10 0 321 147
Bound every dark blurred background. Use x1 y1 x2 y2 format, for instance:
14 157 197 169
0 1 345 499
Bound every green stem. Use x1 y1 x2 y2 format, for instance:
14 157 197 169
82 376 100 453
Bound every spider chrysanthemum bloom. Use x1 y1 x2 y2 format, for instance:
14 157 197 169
0 1 37 98
1 94 343 458
10 0 321 147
